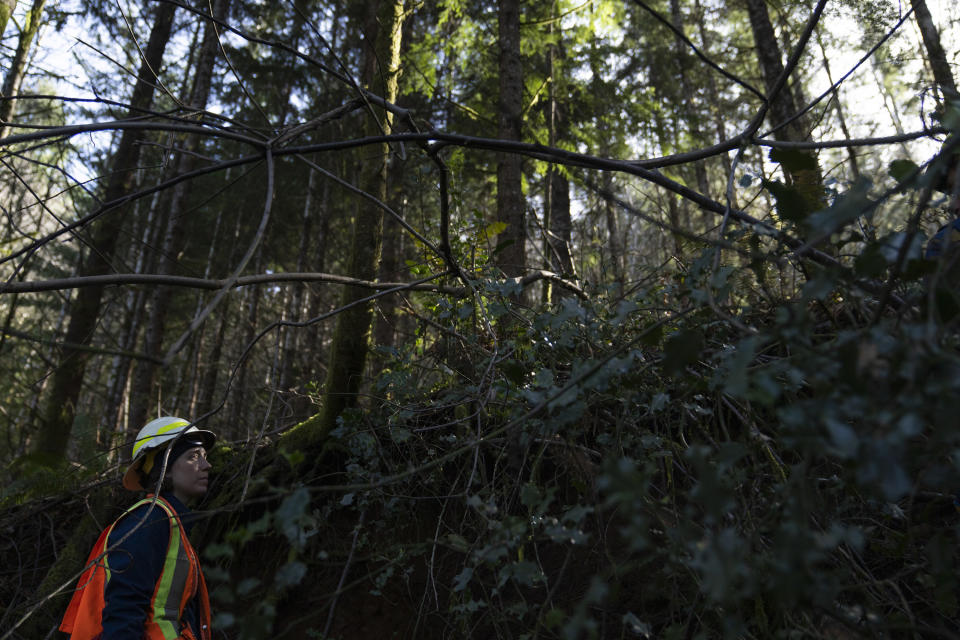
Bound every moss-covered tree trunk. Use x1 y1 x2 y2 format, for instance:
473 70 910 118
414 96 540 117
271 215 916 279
0 0 45 139
303 0 406 444
744 0 825 212
374 158 406 350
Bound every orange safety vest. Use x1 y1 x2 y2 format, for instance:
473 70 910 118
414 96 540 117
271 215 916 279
59 495 212 640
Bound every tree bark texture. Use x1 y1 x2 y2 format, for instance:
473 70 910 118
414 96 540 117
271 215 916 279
496 0 525 279
311 0 405 442
34 2 177 463
544 1 574 301
0 0 45 139
744 0 825 212
227 250 263 436
911 0 958 100
603 170 624 293
548 169 573 277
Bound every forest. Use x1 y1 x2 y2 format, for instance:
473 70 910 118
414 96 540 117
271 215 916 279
1 0 960 637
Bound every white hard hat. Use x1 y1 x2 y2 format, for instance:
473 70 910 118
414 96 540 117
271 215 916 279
123 416 216 491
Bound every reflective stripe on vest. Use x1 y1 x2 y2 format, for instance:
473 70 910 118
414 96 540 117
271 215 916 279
59 495 212 640
145 496 195 638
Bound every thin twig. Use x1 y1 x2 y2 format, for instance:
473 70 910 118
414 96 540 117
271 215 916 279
240 331 282 504
162 146 276 363
760 8 915 140
626 0 765 100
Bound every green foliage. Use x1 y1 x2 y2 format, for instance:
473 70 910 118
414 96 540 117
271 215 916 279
191 163 960 636
5 0 960 638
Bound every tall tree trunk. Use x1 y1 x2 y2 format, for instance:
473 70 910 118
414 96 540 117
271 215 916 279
542 4 556 304
34 3 177 463
911 0 958 101
305 177 331 327
543 0 574 302
197 178 241 420
588 5 623 290
127 0 231 432
101 186 166 445
548 168 573 278
546 53 573 284
0 180 34 357
301 176 331 382
603 171 624 294
496 0 525 279
374 159 405 350
185 188 225 415
280 167 318 392
306 0 405 443
744 0 825 212
0 0 45 139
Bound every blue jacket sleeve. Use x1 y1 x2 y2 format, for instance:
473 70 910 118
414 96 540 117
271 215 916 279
101 502 170 640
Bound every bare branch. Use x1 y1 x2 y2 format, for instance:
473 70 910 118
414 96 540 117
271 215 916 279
0 271 465 294
761 8 915 139
0 152 262 269
0 269 587 299
757 128 945 150
0 119 265 149
162 146 276 364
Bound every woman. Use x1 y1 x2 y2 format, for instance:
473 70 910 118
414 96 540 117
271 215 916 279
61 417 216 640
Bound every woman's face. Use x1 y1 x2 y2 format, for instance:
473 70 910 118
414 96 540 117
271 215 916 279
170 446 211 503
